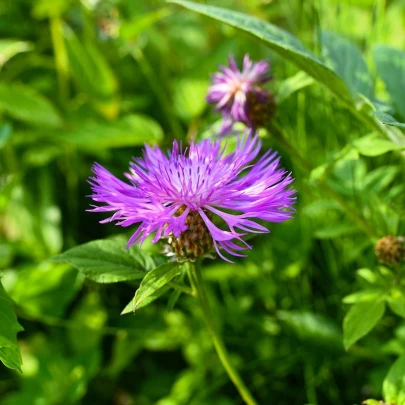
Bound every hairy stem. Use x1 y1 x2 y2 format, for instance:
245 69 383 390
187 261 259 405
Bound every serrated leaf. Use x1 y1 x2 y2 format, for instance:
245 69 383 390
383 355 405 405
170 0 352 102
343 300 385 350
353 133 405 156
0 83 62 127
124 263 181 313
374 111 405 129
52 239 155 283
0 280 23 373
321 31 373 98
374 46 405 119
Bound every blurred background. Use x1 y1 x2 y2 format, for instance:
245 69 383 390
1 0 405 404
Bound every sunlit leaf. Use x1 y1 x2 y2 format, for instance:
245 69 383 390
343 300 385 350
52 239 155 283
353 133 405 156
124 263 181 313
170 0 352 102
383 355 405 405
0 39 32 67
0 280 23 373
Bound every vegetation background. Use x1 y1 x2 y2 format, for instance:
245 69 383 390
1 0 405 404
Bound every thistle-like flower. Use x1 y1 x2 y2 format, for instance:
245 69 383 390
88 133 295 262
207 54 275 136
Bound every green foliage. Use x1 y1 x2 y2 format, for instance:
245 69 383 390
52 239 156 283
343 300 385 350
0 280 23 373
1 0 405 403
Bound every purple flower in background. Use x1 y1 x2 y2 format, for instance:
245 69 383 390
207 54 275 136
88 133 295 262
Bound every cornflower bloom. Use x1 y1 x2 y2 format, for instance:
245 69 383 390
207 54 275 136
88 133 295 262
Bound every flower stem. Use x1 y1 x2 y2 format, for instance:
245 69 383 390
187 261 259 405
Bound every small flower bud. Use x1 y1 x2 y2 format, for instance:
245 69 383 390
374 235 405 266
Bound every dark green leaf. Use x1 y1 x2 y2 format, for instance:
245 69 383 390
0 83 62 127
321 31 373 98
383 355 405 405
52 239 155 283
374 46 405 118
170 0 352 102
343 300 385 350
0 280 23 373
124 262 181 313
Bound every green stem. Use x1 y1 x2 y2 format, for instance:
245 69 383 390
187 261 259 405
50 16 69 103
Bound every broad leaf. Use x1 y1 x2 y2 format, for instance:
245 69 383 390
342 289 384 304
374 111 405 129
343 300 385 350
353 133 405 156
55 114 163 149
0 83 62 127
52 239 155 283
374 46 405 118
123 262 181 313
0 39 32 67
0 280 23 373
321 31 373 98
383 355 405 405
170 0 352 102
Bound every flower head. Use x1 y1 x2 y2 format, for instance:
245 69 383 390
207 54 275 136
88 133 295 262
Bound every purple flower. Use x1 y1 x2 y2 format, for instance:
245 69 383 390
88 133 295 262
207 54 275 136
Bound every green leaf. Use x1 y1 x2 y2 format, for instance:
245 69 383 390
374 46 405 118
0 39 32 67
321 31 373 98
314 223 358 239
173 78 208 120
374 111 405 129
121 285 171 315
0 123 12 149
353 133 405 156
277 71 314 103
63 25 118 115
170 0 352 102
119 8 171 40
124 262 181 313
0 280 23 373
8 262 79 317
52 239 155 283
342 289 384 304
387 289 405 318
343 301 385 350
56 114 163 149
0 83 62 127
383 355 405 405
